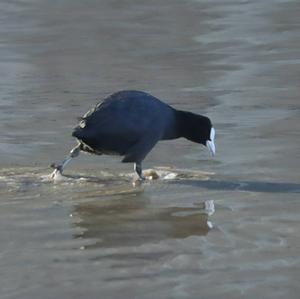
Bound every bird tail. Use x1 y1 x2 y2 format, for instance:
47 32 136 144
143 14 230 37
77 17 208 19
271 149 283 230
72 127 85 139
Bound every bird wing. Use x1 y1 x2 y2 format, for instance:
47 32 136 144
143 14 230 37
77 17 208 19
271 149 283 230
77 91 172 155
82 104 161 154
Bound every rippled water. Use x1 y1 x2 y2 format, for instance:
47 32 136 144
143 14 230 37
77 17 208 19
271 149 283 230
1 0 300 298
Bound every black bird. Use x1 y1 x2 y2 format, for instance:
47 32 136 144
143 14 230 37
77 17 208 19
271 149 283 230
51 90 215 180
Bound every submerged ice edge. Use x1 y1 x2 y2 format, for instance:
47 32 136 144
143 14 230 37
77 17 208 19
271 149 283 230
46 166 214 183
0 166 215 197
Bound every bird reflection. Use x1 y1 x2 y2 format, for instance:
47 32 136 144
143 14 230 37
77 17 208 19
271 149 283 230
71 193 211 249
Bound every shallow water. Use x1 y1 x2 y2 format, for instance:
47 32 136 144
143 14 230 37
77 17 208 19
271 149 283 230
1 0 300 298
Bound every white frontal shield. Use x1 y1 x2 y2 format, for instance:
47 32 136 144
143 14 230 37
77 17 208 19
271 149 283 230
206 127 216 156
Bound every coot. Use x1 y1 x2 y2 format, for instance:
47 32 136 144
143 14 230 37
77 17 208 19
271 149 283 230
51 90 215 180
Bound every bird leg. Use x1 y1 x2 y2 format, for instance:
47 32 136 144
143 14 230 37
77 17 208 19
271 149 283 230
50 144 81 178
134 162 145 181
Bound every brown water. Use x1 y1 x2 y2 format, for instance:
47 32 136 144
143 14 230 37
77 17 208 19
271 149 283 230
1 0 300 298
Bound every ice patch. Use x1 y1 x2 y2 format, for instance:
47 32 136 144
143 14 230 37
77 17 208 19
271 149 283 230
122 166 213 182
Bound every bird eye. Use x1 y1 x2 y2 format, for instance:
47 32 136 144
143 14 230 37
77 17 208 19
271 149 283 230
79 120 86 128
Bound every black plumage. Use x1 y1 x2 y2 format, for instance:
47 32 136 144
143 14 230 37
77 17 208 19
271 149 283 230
51 90 215 180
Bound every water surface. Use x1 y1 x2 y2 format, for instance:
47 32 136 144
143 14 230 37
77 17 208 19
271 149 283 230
0 0 300 298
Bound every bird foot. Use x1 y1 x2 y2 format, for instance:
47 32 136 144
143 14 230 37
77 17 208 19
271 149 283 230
49 163 63 180
50 162 62 171
132 175 146 186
